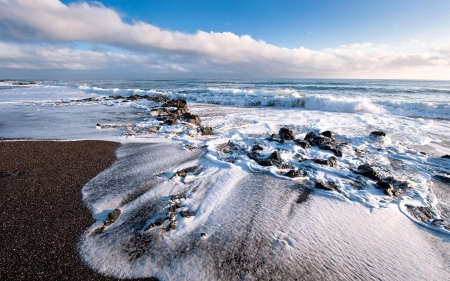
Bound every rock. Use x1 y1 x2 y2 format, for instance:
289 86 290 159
405 205 435 222
331 148 343 157
201 127 214 136
180 211 195 218
103 209 121 227
304 131 339 155
284 169 302 178
163 98 187 109
150 107 171 116
257 159 275 166
321 131 333 138
376 181 394 196
269 151 281 161
127 95 141 101
441 154 450 159
252 143 264 151
434 175 450 184
314 156 337 167
201 232 207 237
355 164 382 181
314 181 335 191
168 221 177 231
149 126 160 133
159 113 178 126
294 140 311 148
174 105 189 115
279 127 295 141
175 166 197 177
183 112 202 125
370 131 386 137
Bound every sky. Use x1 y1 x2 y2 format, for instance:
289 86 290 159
0 0 449 79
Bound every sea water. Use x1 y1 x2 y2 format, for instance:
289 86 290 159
1 79 449 280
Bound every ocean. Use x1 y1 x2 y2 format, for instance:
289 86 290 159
1 79 449 280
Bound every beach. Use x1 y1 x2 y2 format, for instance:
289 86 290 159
1 79 449 280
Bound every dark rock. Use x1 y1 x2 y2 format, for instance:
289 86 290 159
331 148 343 157
304 131 339 155
127 95 141 101
163 98 187 109
149 126 160 133
355 164 382 181
279 127 295 141
314 156 337 167
252 143 264 151
150 107 171 116
269 151 282 161
441 155 450 159
405 205 435 222
175 166 197 177
201 127 214 136
103 209 121 227
183 112 202 125
159 113 179 126
257 159 275 166
314 181 335 191
284 169 302 178
321 131 333 138
174 105 189 115
434 175 450 184
180 211 195 218
168 221 177 231
269 133 277 141
376 181 394 196
294 140 311 148
370 131 386 137
201 232 207 237
419 151 427 155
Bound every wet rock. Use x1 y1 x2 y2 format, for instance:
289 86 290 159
183 112 202 126
314 156 338 167
294 140 311 148
127 95 141 101
370 131 386 137
150 107 171 116
268 133 277 141
149 126 160 133
279 127 295 141
200 232 207 237
441 154 450 159
304 131 339 155
405 205 435 222
163 98 187 109
180 211 195 218
355 164 382 181
314 181 336 191
201 127 214 136
331 148 343 157
434 175 450 184
269 151 282 161
159 113 179 126
321 131 333 138
168 221 177 231
376 181 394 196
284 169 302 178
252 143 264 151
174 166 197 177
103 209 121 227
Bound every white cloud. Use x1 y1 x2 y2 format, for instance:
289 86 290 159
0 0 449 79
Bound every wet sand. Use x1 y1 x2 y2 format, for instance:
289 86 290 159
0 140 156 280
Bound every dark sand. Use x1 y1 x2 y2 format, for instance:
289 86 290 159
0 141 156 280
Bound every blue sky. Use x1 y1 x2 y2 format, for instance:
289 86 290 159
1 0 449 79
67 0 449 49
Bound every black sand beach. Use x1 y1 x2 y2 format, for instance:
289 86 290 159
0 140 156 280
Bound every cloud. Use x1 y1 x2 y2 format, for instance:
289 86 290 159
0 0 449 79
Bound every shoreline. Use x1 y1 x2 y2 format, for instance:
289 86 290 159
0 140 156 280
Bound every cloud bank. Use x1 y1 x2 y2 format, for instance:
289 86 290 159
0 0 449 79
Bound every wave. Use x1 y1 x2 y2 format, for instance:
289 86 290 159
60 82 450 120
